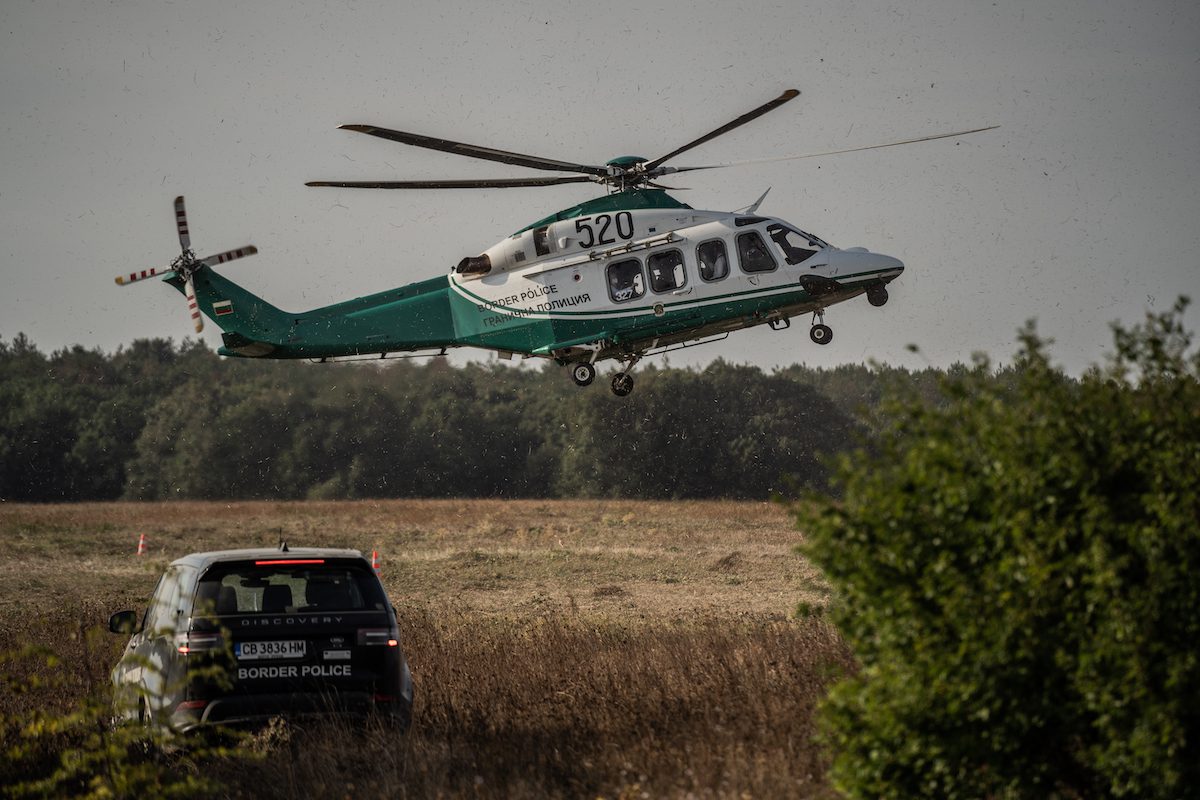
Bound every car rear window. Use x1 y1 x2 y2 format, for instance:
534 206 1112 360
194 560 388 616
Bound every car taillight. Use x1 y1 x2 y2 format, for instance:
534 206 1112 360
174 632 223 655
358 628 400 647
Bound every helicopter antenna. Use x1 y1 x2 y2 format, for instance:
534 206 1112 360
737 187 772 215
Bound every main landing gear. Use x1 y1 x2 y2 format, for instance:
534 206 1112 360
569 354 641 395
609 352 642 396
809 309 833 345
611 372 634 397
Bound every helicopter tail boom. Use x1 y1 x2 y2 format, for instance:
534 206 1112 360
165 266 292 357
172 266 464 360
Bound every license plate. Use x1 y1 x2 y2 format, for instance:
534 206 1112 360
236 639 306 660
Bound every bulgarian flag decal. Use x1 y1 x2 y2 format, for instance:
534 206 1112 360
213 299 234 316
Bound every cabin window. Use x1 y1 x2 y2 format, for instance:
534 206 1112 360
606 258 645 303
697 239 729 282
767 224 819 265
533 225 552 257
647 249 686 293
737 231 777 273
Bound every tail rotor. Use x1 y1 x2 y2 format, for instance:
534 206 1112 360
116 196 257 333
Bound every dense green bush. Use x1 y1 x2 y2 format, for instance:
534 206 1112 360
798 299 1199 798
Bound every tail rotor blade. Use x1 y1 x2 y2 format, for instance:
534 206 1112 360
115 265 175 286
185 276 203 333
174 196 191 252
200 245 258 267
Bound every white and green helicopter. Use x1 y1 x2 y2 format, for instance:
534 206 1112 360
117 89 994 395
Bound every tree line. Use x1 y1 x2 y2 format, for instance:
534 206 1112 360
1 333 949 502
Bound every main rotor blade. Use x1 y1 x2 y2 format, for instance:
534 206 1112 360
199 245 258 267
184 276 203 333
115 266 175 286
641 89 800 173
664 125 1001 175
336 124 610 177
306 176 596 190
174 196 191 251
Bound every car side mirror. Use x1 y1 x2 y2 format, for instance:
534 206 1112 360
109 609 140 635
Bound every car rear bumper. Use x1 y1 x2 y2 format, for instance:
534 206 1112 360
170 691 412 732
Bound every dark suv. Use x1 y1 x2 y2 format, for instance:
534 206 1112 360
109 546 413 732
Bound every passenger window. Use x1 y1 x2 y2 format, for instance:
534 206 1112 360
737 231 777 273
533 225 552 257
697 240 729 282
146 569 182 634
607 258 645 303
647 249 686 293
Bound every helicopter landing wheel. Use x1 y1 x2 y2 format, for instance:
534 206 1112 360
867 285 889 307
611 372 634 397
571 362 596 387
810 324 833 345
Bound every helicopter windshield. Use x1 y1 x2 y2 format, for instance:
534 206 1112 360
767 224 828 266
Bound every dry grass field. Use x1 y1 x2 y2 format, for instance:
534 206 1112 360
0 500 847 798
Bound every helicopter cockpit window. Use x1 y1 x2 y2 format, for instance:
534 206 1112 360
697 240 729 282
607 258 645 303
647 249 686 293
533 226 553 257
737 231 777 273
767 224 820 265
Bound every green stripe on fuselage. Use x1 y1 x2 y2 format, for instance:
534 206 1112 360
448 270 885 354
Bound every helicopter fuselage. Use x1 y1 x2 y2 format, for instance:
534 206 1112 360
443 189 902 365
201 189 902 374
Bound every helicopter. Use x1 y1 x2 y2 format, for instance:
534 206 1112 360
116 89 995 396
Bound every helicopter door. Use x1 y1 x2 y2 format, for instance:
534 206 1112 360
647 249 687 293
606 258 645 303
736 231 778 273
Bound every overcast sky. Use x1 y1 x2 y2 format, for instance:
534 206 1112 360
3 0 1198 374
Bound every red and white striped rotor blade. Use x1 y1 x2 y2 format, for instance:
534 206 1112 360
200 245 258 267
184 276 203 333
174 196 191 251
115 265 175 286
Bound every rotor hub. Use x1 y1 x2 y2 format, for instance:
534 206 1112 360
171 249 199 277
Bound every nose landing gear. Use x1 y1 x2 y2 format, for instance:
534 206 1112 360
867 284 889 307
809 309 833 345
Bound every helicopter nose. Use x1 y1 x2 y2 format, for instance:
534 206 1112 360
831 248 904 277
878 253 904 275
